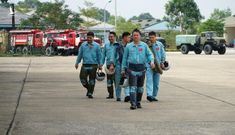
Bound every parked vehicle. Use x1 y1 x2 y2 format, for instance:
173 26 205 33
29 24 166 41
43 29 70 56
67 30 84 54
10 29 44 54
143 36 168 49
228 39 235 48
156 37 169 48
176 31 226 55
8 29 102 56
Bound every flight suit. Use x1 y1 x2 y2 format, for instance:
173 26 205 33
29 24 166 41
112 42 130 100
122 41 154 108
76 41 102 96
146 41 166 100
102 42 116 98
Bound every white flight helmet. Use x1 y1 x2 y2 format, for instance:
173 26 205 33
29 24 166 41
96 70 105 81
162 61 170 71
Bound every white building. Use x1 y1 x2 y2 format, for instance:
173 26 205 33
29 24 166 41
224 15 235 44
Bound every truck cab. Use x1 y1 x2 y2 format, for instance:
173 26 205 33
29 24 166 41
200 31 226 55
43 30 69 56
176 31 226 55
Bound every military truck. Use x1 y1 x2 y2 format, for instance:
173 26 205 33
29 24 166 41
143 36 168 49
176 31 226 55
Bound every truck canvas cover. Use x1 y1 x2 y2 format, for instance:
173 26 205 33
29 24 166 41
176 35 199 46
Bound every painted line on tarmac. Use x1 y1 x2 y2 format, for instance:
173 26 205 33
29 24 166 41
0 81 23 83
162 80 235 107
5 59 31 135
25 80 79 83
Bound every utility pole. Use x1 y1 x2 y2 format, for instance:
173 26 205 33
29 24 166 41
103 0 112 43
10 4 15 29
114 0 117 31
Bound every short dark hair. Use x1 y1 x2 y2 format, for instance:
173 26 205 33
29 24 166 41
109 31 117 37
122 32 130 39
132 28 141 35
87 31 94 37
148 31 156 36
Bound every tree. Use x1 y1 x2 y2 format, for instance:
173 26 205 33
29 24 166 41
109 16 140 36
210 8 232 21
16 0 41 13
20 0 83 29
0 0 8 3
92 8 111 22
198 19 224 36
165 0 203 33
129 13 155 20
138 13 154 20
197 8 232 36
79 0 99 28
0 0 10 8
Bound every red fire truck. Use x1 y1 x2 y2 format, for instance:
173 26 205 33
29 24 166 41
43 29 70 56
10 29 44 54
9 29 102 56
66 30 102 55
66 30 88 54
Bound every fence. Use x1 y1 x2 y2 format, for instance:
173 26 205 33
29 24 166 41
0 31 9 53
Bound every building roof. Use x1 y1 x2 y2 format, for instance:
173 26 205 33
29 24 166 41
144 21 180 32
131 19 159 29
0 7 29 27
89 22 115 31
0 6 29 28
80 15 101 24
225 15 235 27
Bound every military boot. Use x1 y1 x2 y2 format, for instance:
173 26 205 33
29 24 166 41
136 93 143 108
106 86 114 99
130 92 137 110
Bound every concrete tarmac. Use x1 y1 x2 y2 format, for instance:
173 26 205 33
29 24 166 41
0 49 235 135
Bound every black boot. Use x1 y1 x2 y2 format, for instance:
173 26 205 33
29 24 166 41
130 92 137 110
82 83 88 89
124 96 130 102
136 93 143 108
106 86 114 99
83 84 89 97
87 84 95 98
147 96 153 102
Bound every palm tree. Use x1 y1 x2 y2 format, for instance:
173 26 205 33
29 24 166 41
1 0 8 3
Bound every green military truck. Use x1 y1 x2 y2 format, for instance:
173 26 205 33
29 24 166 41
176 31 226 55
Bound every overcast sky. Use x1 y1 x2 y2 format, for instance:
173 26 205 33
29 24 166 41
9 0 235 20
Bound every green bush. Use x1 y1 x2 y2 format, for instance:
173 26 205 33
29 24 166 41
159 30 181 50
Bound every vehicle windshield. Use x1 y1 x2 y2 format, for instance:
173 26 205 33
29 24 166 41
47 33 60 38
80 33 87 40
205 32 217 38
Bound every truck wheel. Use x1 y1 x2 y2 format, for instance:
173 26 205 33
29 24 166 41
218 46 226 55
66 49 73 56
194 49 202 54
204 44 213 55
22 46 29 55
9 47 15 54
181 45 189 54
15 47 22 54
45 47 54 56
40 46 46 54
62 50 69 56
57 50 63 56
73 48 78 55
